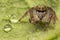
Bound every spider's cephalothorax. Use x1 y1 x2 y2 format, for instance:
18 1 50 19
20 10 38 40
19 5 57 27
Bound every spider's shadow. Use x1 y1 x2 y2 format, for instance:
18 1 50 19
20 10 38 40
34 22 55 31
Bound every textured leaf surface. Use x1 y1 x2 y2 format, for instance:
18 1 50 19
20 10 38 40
0 0 60 40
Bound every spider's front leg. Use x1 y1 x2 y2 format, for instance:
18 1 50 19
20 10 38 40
45 12 57 28
19 7 37 24
45 7 57 27
51 13 57 24
19 7 34 21
29 8 38 24
45 15 52 28
19 11 28 21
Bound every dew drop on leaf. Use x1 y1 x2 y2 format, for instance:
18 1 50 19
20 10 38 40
3 24 12 33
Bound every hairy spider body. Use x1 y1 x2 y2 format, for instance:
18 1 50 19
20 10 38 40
19 5 57 27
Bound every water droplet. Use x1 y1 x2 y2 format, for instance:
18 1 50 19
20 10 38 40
9 14 18 23
10 19 18 23
3 24 12 33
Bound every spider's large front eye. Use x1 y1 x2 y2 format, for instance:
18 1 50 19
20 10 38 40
36 10 41 12
36 10 45 12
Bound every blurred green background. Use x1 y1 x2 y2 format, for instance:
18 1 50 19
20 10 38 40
0 0 60 40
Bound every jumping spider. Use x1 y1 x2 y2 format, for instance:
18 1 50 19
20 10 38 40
19 5 57 27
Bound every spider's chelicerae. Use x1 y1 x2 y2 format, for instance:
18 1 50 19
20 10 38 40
19 5 57 27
